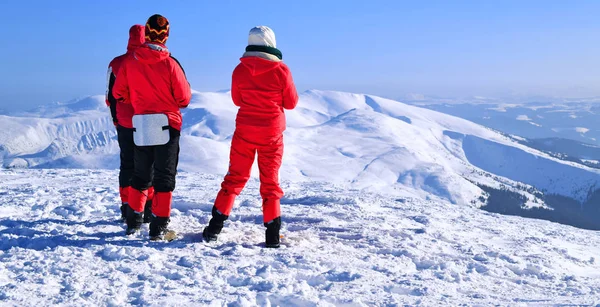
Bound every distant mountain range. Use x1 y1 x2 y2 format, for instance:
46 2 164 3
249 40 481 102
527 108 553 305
2 90 600 228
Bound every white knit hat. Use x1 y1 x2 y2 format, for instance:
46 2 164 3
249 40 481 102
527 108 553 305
248 26 276 48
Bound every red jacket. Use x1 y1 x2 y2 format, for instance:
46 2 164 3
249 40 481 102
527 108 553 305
113 43 191 131
232 56 298 135
106 25 145 128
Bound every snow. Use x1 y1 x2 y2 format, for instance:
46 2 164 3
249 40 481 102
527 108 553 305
418 99 600 146
3 91 600 304
1 168 600 305
487 104 520 113
2 90 600 205
0 95 115 163
462 135 599 201
405 93 426 101
582 159 600 165
576 127 590 134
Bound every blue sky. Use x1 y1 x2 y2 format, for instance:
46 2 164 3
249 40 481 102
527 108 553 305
3 0 600 110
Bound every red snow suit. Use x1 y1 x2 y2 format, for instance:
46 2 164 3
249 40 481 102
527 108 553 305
107 25 155 205
113 42 190 218
112 43 191 131
214 56 298 223
106 25 145 129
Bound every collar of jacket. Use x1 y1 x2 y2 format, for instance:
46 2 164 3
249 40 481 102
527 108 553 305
147 43 169 52
242 51 282 62
245 45 282 60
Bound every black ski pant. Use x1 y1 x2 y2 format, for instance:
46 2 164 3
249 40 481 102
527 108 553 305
117 125 136 188
131 127 180 193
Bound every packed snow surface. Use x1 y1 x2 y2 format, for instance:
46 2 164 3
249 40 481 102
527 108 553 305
1 169 600 306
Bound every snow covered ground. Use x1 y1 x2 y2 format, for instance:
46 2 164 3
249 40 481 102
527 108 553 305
1 169 600 306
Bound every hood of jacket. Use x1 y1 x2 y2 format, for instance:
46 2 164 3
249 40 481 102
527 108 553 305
240 56 281 76
127 25 146 53
134 43 171 64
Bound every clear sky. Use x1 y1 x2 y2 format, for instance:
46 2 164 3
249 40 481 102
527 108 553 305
3 0 600 110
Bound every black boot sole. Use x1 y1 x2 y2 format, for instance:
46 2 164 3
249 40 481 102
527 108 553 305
125 206 143 233
150 230 177 242
149 235 162 241
202 227 219 242
126 227 140 235
265 242 280 248
265 217 281 249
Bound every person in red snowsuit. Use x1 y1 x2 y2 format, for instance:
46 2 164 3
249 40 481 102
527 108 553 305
106 25 154 223
203 26 298 248
113 14 191 240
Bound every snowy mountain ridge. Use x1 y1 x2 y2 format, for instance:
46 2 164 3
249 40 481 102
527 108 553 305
416 98 600 147
2 90 600 206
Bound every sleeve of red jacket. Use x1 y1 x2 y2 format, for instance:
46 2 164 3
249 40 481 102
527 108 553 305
169 56 192 108
231 65 242 107
281 64 298 110
105 64 118 124
105 65 112 106
112 62 129 104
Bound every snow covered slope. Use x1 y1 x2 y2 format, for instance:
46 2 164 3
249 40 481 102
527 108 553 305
1 169 599 305
2 90 600 206
0 95 116 168
414 98 600 147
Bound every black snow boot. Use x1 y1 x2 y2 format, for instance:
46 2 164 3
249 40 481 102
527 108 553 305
265 217 281 248
202 206 229 242
143 200 153 224
120 203 127 222
149 216 170 241
125 205 143 235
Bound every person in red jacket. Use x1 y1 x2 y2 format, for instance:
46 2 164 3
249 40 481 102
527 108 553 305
203 26 298 248
106 25 154 223
113 14 191 240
